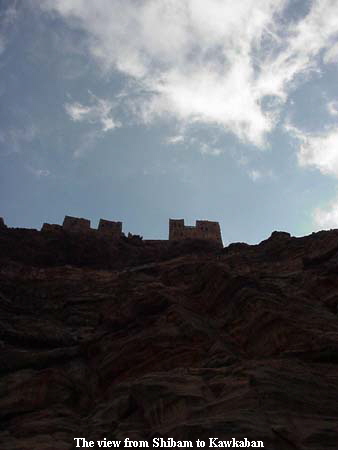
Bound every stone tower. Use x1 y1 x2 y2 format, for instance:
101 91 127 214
62 216 91 232
169 219 222 246
98 219 122 238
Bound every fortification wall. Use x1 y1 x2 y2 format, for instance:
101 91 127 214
41 216 124 238
36 215 223 245
169 219 222 246
63 216 91 233
41 223 62 232
98 219 122 238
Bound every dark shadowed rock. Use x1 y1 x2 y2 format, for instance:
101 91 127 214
1 226 338 449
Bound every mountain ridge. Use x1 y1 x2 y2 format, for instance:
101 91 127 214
1 225 338 448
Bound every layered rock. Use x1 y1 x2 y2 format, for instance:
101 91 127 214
1 226 338 449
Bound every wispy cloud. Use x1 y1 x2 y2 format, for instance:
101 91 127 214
313 195 338 229
323 42 338 65
165 134 185 145
65 92 121 132
286 119 338 228
38 0 338 148
72 130 102 159
199 142 223 157
287 123 338 178
165 129 223 156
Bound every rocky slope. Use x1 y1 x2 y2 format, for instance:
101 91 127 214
1 226 338 449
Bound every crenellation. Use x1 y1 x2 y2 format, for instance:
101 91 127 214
169 219 185 240
0 215 223 246
98 219 122 238
169 218 222 246
63 216 91 233
41 223 62 232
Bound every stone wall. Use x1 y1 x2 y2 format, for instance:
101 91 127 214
62 216 91 233
98 219 122 237
41 223 62 232
34 215 224 245
41 216 124 238
169 219 222 246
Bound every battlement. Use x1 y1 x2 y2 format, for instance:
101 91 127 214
41 215 124 239
63 216 91 232
98 219 122 235
169 219 222 246
41 223 62 232
4 215 223 246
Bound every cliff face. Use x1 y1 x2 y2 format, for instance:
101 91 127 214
1 227 338 449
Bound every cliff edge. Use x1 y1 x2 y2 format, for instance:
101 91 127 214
1 225 338 449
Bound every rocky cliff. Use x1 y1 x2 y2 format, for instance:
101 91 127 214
1 226 338 449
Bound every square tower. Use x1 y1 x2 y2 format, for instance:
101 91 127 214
62 216 91 232
169 219 185 240
98 219 122 237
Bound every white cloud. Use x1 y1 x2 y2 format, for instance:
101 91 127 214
72 130 102 158
65 103 91 121
101 117 117 132
39 0 338 147
295 127 338 178
324 42 338 65
285 119 338 178
64 93 121 132
165 130 224 155
313 196 338 229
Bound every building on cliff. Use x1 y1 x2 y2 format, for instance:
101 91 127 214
98 219 122 236
40 215 223 245
41 216 124 239
62 216 91 233
169 219 222 246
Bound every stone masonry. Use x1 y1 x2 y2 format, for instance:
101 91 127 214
169 219 222 246
38 215 223 245
98 219 122 236
41 216 124 239
62 216 91 233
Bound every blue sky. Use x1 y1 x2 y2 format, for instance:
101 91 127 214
2 0 338 244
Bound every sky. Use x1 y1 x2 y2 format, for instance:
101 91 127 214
2 0 338 244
